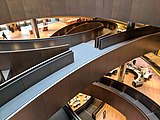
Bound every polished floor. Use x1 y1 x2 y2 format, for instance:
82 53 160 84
79 98 126 120
125 58 160 105
96 103 126 120
0 21 66 40
111 57 160 105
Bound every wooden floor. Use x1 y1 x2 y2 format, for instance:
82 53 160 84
0 21 66 40
96 103 126 120
111 57 160 105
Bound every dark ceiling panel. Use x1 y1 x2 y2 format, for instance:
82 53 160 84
68 0 82 16
22 0 40 19
130 0 156 24
80 0 96 17
0 0 11 24
6 0 26 21
95 0 104 17
112 0 133 21
49 0 67 16
149 0 160 26
38 0 52 17
103 0 113 18
0 0 159 26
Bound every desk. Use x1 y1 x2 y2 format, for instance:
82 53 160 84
127 66 143 87
68 93 91 111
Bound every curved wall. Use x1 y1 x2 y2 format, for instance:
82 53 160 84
96 26 160 49
89 82 148 120
0 20 117 51
2 32 159 120
97 77 160 119
0 0 160 26
0 44 69 79
52 20 117 36
65 22 103 35
0 50 74 108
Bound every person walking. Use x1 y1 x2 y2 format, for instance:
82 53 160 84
2 32 7 39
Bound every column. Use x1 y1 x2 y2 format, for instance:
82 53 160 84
30 19 40 38
117 63 127 82
117 21 135 82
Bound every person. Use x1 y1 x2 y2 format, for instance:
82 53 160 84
2 32 7 39
132 59 136 65
103 110 106 119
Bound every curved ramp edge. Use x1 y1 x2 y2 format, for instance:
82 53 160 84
0 32 159 120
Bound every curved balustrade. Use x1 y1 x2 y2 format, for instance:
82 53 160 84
51 21 88 36
94 77 160 119
90 82 148 120
51 21 87 36
0 21 117 52
0 0 159 119
95 26 160 49
65 22 104 35
0 44 69 81
0 50 74 107
0 37 57 51
0 20 117 86
51 20 117 37
52 19 118 45
0 31 159 120
64 22 104 43
0 34 87 51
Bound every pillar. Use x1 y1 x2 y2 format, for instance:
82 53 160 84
117 63 127 82
30 19 40 38
117 21 135 82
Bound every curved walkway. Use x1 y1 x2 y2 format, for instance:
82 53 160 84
0 32 159 119
91 82 159 120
